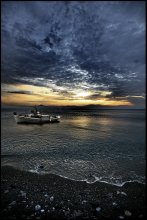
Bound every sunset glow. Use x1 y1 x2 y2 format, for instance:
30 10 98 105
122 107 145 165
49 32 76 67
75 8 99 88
1 83 133 107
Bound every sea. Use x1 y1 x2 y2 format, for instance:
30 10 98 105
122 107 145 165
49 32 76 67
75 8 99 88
1 107 146 186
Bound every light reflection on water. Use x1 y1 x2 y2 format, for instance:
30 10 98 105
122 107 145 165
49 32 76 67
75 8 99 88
1 110 145 185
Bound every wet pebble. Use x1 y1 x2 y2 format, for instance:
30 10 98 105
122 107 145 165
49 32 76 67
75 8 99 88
41 209 45 213
119 216 124 219
112 202 117 206
121 192 127 196
20 190 27 198
96 207 101 212
82 200 87 204
9 201 16 206
35 205 41 211
124 210 132 216
117 191 127 196
4 190 9 194
50 196 54 202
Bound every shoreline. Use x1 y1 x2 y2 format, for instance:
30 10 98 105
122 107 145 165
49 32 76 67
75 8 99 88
2 164 145 187
29 169 145 187
1 166 146 220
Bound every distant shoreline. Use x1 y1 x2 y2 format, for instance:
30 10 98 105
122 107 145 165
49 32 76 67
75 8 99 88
1 106 145 112
1 104 145 111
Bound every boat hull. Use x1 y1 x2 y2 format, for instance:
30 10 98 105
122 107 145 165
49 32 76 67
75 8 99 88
14 115 60 124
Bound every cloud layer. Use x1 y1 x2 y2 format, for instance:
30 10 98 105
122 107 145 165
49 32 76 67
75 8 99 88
1 1 145 107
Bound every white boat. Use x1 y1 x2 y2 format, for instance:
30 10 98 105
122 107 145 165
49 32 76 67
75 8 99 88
13 107 60 124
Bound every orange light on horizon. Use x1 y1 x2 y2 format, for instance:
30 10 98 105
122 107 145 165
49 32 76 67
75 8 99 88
1 83 133 107
1 92 132 107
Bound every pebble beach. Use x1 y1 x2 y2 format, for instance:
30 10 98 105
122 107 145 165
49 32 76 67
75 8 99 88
1 166 146 220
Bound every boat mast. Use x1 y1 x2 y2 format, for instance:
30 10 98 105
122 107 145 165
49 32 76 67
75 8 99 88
34 105 38 115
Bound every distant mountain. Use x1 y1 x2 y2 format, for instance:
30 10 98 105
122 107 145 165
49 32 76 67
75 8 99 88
1 104 144 113
36 104 144 113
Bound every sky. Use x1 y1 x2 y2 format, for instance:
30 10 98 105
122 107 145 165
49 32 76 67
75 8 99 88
1 1 145 108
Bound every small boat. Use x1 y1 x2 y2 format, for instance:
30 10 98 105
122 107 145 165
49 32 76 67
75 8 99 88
13 107 60 124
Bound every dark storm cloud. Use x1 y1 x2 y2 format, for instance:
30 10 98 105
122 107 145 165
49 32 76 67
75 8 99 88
1 1 145 105
6 90 32 95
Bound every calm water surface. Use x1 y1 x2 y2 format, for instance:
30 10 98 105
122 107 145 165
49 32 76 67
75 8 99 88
1 109 145 186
